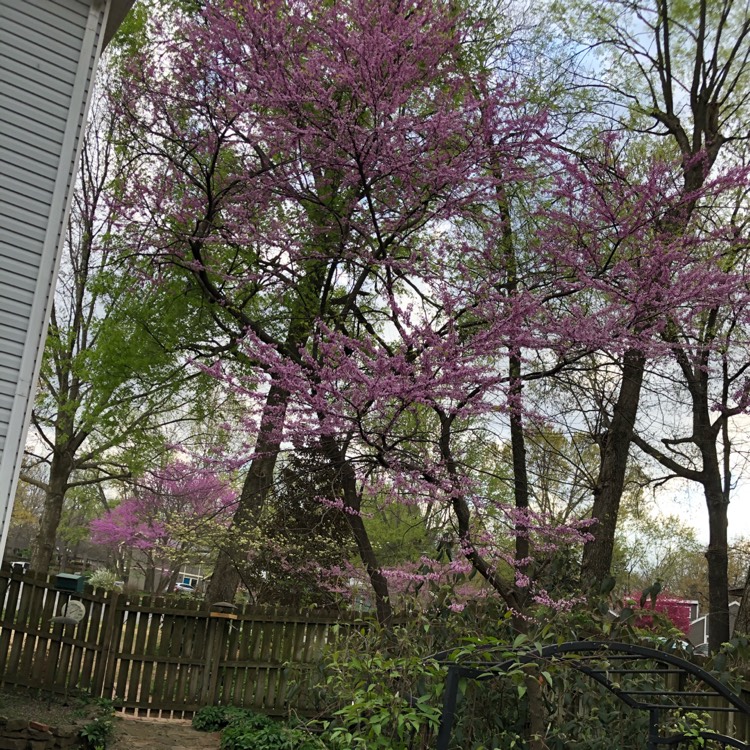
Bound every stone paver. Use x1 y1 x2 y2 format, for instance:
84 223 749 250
110 716 221 750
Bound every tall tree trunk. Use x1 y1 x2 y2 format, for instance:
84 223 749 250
630 336 732 651
492 160 531 597
706 485 730 651
509 351 532 607
700 413 730 650
582 348 646 588
144 564 156 593
206 383 288 603
508 351 544 749
30 451 74 574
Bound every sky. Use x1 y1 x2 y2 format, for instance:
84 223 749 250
656 482 750 546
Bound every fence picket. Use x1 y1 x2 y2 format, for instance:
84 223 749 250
79 590 106 693
92 590 118 696
236 607 256 709
116 593 139 703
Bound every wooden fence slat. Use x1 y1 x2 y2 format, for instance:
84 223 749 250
266 608 285 711
115 594 139 702
137 597 161 710
153 605 177 711
277 615 299 710
79 591 106 693
18 573 45 680
93 590 119 697
237 611 255 709
255 613 274 710
8 576 35 676
127 598 150 705
185 601 207 708
173 604 195 714
164 605 189 711
220 613 241 706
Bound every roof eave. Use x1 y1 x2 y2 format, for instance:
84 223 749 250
103 0 136 49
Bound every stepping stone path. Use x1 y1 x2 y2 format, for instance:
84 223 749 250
110 716 221 750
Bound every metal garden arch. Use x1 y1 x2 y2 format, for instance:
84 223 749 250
436 641 750 749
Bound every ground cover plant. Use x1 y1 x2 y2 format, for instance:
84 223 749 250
193 706 325 750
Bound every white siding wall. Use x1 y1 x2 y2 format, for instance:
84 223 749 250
0 0 113 557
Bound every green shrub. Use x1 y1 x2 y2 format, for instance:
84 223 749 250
192 705 273 732
192 705 229 732
79 716 114 750
317 620 448 750
86 569 121 592
313 599 708 750
220 718 326 750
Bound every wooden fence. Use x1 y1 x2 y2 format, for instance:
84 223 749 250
0 568 350 717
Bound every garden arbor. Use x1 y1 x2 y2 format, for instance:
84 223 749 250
437 641 750 749
0 0 133 559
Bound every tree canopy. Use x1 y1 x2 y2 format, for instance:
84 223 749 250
15 0 750 662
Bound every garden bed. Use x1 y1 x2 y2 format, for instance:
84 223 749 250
0 689 112 749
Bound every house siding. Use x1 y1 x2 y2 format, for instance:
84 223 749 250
0 0 114 557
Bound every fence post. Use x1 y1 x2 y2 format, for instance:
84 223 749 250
92 590 120 699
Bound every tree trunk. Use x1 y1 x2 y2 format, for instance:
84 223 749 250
320 435 392 628
525 673 547 750
705 483 730 651
30 451 74 574
582 348 646 588
509 350 534 614
733 564 750 638
206 383 288 603
144 564 156 593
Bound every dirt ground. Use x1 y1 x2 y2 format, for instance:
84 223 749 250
0 690 221 750
110 716 221 750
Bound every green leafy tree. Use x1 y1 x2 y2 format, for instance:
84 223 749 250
25 90 214 574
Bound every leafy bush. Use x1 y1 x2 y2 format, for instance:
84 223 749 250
317 619 449 750
86 569 120 591
192 706 230 732
314 595 726 750
220 718 326 750
79 716 114 750
192 705 273 732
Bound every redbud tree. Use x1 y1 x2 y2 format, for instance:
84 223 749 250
113 0 746 625
90 461 236 592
